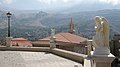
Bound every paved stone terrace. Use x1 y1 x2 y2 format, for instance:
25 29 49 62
0 51 82 67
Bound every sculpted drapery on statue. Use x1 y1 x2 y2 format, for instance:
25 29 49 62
93 16 110 55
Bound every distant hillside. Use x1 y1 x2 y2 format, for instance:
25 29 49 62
0 9 120 40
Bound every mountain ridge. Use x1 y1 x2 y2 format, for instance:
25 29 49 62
0 9 120 40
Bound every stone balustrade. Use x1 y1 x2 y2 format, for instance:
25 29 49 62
0 46 87 64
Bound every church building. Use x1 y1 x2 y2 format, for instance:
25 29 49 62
32 18 88 54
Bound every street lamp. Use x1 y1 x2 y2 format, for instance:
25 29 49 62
6 12 12 37
6 12 12 47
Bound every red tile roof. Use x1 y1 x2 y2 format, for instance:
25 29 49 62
12 38 32 47
12 38 27 41
40 32 88 44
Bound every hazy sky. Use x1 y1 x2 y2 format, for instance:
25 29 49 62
0 0 120 10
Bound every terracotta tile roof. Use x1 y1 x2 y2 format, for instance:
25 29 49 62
12 38 27 41
12 41 32 46
12 38 32 47
40 32 88 44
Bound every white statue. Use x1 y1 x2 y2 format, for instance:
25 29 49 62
50 28 56 49
51 28 55 38
93 16 110 55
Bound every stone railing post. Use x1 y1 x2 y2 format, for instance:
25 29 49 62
6 37 12 47
50 37 56 49
87 40 93 56
50 28 56 49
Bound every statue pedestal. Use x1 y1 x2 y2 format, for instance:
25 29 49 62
91 51 115 67
6 37 12 47
93 47 110 55
50 42 56 49
50 36 56 49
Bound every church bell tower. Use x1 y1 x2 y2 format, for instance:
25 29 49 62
68 18 75 34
